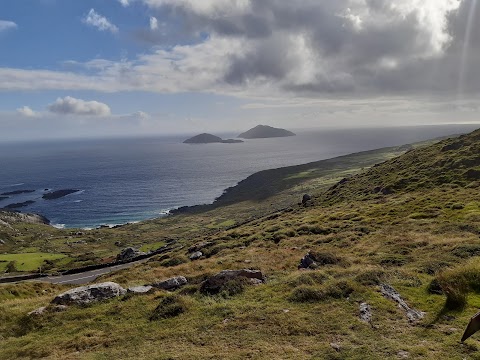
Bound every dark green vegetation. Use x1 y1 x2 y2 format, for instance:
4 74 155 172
2 129 480 359
237 124 295 138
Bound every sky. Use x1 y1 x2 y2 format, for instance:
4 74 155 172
1 0 480 141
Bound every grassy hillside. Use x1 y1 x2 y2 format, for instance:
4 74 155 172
2 130 480 359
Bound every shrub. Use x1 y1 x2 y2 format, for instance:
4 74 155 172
150 295 187 320
355 269 385 286
309 252 341 266
436 260 480 309
289 285 324 302
160 256 187 267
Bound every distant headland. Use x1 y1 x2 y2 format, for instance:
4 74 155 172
183 133 244 144
238 125 296 139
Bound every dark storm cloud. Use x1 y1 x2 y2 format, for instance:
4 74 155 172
143 0 480 96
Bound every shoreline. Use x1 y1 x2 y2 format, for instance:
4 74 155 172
6 130 471 230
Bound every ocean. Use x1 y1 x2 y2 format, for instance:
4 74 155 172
0 124 478 229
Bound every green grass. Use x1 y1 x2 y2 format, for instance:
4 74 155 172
0 253 67 272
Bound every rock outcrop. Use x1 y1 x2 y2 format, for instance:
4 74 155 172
116 247 146 262
51 282 126 306
42 189 80 200
189 251 203 260
380 284 424 322
151 276 188 291
127 285 154 294
0 210 50 225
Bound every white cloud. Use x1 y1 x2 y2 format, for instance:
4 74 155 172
16 106 37 117
48 96 111 116
149 16 158 30
83 9 118 33
118 0 130 6
0 20 17 32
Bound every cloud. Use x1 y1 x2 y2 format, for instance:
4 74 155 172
48 96 111 116
83 9 118 33
2 0 480 100
118 0 130 6
0 20 17 32
16 106 37 117
149 16 158 30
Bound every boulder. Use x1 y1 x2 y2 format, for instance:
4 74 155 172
201 269 265 294
116 247 146 262
29 304 67 316
298 253 316 269
127 285 154 294
302 194 312 205
189 251 203 260
359 302 372 323
51 282 126 306
151 276 188 291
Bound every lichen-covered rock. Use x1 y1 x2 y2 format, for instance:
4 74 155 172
359 302 372 323
380 284 424 322
51 282 126 306
127 285 154 294
200 269 265 294
151 276 188 291
189 251 203 260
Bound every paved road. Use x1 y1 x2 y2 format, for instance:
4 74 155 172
38 258 149 285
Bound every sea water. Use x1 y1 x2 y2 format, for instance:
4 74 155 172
0 124 477 229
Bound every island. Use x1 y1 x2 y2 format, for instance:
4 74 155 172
42 189 80 200
1 189 35 196
237 125 296 139
4 200 35 209
183 133 244 144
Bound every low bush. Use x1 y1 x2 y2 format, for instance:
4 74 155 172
150 295 188 320
436 259 480 309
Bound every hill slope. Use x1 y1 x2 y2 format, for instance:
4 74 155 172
3 129 480 359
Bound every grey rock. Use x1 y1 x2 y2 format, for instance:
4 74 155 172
380 284 425 322
151 276 188 291
0 240 5 245
116 247 146 262
28 304 67 316
189 251 203 260
127 285 154 294
51 282 126 306
28 306 47 316
201 269 265 294
298 253 316 269
359 302 372 323
302 194 312 204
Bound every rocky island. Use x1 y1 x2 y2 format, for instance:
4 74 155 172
183 133 243 144
42 189 80 200
1 189 35 196
238 125 296 139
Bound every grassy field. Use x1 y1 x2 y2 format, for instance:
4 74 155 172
0 253 67 272
2 131 480 359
